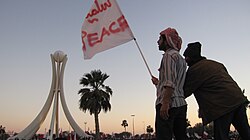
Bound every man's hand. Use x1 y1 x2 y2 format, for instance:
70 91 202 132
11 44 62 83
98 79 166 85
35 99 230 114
151 75 159 85
160 102 170 120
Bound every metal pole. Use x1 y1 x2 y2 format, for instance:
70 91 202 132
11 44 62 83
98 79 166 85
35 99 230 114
133 38 152 77
143 121 145 134
131 114 135 137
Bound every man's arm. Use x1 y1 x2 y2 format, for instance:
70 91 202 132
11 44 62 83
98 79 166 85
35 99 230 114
184 82 193 98
184 70 194 98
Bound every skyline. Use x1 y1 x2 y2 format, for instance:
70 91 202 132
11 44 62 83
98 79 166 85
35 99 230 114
1 0 250 135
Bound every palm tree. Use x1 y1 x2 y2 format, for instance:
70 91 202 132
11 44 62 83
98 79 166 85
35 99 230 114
121 120 128 132
146 125 154 139
146 125 153 134
78 69 113 140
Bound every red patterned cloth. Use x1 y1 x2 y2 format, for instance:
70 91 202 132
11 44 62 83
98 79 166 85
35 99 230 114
160 27 182 51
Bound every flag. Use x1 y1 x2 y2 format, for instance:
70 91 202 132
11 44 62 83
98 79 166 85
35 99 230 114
81 0 134 59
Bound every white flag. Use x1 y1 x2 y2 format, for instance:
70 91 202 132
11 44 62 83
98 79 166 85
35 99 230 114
81 0 134 59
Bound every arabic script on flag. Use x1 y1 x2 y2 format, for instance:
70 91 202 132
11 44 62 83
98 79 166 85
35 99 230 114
81 0 134 59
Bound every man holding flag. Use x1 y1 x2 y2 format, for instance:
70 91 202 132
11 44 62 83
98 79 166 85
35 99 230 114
151 28 188 140
82 2 190 140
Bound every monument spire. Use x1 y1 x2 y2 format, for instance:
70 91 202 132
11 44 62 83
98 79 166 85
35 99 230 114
9 51 91 140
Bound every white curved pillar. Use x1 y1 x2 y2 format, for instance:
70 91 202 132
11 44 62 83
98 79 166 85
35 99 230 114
9 51 91 140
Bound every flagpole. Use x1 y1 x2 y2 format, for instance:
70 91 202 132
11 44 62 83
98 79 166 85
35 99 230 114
133 38 152 77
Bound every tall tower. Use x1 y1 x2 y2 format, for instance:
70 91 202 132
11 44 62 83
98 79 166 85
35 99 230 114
10 51 90 140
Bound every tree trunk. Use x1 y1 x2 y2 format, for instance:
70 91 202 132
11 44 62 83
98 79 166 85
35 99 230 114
94 112 100 140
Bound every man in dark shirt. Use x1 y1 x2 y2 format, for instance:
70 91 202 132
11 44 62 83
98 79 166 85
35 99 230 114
183 42 250 140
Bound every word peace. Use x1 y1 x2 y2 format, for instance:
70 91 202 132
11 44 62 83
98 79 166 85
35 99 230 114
82 15 129 51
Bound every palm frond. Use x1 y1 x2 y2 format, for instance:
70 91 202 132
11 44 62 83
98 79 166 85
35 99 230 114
78 88 90 95
78 69 112 115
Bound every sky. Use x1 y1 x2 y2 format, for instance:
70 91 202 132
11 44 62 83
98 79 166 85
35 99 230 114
1 0 250 135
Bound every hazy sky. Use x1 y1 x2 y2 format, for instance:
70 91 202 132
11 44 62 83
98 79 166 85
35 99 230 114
1 0 250 135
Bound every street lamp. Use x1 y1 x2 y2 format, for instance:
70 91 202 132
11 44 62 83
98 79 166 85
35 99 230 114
131 114 135 136
84 122 87 132
143 121 145 134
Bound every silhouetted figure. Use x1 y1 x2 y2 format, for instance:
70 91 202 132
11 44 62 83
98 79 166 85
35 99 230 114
183 42 250 140
151 27 187 140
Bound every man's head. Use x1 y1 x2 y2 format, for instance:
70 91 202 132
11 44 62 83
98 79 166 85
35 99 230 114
157 34 168 51
183 42 202 66
158 27 182 52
